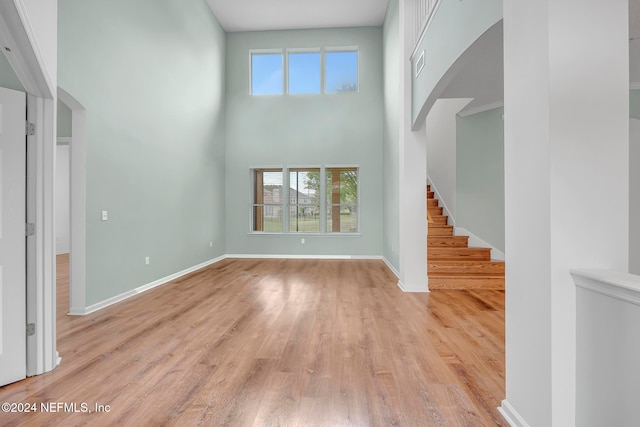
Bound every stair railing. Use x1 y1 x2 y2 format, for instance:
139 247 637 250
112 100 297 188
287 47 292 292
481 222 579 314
412 0 442 60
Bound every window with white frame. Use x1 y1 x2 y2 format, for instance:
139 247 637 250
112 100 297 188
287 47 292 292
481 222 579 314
326 167 359 232
289 168 320 232
252 169 284 232
288 51 321 95
325 49 359 93
250 48 358 96
251 51 283 95
251 166 359 234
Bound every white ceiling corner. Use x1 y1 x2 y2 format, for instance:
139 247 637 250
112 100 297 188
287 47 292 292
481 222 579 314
206 0 389 32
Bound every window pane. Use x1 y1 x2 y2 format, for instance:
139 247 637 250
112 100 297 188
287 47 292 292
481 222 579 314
253 169 283 232
254 205 283 232
327 206 359 233
288 52 321 94
289 169 320 232
290 207 320 232
325 51 358 93
326 168 358 232
251 53 283 95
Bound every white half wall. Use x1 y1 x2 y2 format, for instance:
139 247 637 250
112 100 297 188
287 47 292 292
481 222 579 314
55 142 69 254
631 119 640 275
425 98 472 223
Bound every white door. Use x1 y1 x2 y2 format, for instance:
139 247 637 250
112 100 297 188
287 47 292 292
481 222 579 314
0 86 26 386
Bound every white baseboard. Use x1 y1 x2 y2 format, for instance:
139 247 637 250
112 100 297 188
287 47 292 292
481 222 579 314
225 254 382 260
75 255 227 315
454 227 505 261
427 177 455 226
396 280 430 293
498 400 530 427
71 254 397 316
382 257 400 279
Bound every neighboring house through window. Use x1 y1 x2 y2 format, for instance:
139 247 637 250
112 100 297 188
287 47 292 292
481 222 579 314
251 166 359 234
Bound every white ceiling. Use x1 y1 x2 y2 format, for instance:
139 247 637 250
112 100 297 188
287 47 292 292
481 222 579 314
206 0 389 32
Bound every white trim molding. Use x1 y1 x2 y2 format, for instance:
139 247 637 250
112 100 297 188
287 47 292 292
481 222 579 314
74 256 227 316
57 87 88 318
73 254 399 315
454 227 505 261
498 400 530 427
571 269 640 306
427 176 455 226
396 279 429 293
383 257 400 279
225 254 382 260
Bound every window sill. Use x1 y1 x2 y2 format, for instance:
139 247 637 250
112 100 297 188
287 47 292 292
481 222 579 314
247 232 362 237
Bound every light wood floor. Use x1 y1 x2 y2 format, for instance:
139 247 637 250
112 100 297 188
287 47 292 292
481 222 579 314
1 256 506 426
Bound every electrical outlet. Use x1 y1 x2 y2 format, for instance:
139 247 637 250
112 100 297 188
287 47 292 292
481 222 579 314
101 211 108 221
301 238 305 244
209 241 213 248
145 256 150 265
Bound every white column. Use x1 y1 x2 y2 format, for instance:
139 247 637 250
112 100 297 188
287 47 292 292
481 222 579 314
503 0 629 426
397 0 427 292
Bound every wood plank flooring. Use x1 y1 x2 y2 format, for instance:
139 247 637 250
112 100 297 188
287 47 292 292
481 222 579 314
0 257 506 426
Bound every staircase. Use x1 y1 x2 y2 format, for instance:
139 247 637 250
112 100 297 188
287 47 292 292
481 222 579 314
427 185 505 290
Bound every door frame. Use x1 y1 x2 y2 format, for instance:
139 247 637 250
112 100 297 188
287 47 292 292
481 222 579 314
57 88 87 316
0 2 58 376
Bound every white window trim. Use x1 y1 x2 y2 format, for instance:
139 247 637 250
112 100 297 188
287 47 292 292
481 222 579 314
324 46 360 94
286 48 322 96
249 165 360 236
249 46 360 96
249 49 284 96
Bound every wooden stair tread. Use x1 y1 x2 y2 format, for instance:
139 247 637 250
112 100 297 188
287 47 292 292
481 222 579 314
425 184 504 290
428 247 491 261
429 276 505 290
430 215 448 225
428 260 505 275
427 236 469 247
428 226 454 236
428 207 444 215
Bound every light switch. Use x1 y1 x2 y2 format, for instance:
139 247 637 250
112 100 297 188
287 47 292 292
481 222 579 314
101 211 108 221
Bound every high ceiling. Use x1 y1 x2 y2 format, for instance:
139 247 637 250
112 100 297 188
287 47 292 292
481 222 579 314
206 0 390 32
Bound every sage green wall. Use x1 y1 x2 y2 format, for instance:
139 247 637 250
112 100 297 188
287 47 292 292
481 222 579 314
59 0 226 305
383 0 400 270
225 27 384 256
57 99 72 138
0 51 24 91
631 89 640 119
456 107 504 252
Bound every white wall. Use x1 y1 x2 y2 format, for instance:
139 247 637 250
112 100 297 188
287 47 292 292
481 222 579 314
398 0 427 292
632 119 640 274
503 0 629 426
425 98 472 222
20 0 57 94
574 271 640 427
55 144 69 254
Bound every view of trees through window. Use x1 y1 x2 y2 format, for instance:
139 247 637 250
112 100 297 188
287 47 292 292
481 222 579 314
252 167 358 233
289 169 320 232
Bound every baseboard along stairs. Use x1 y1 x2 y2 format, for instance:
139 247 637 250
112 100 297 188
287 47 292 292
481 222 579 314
427 185 505 290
